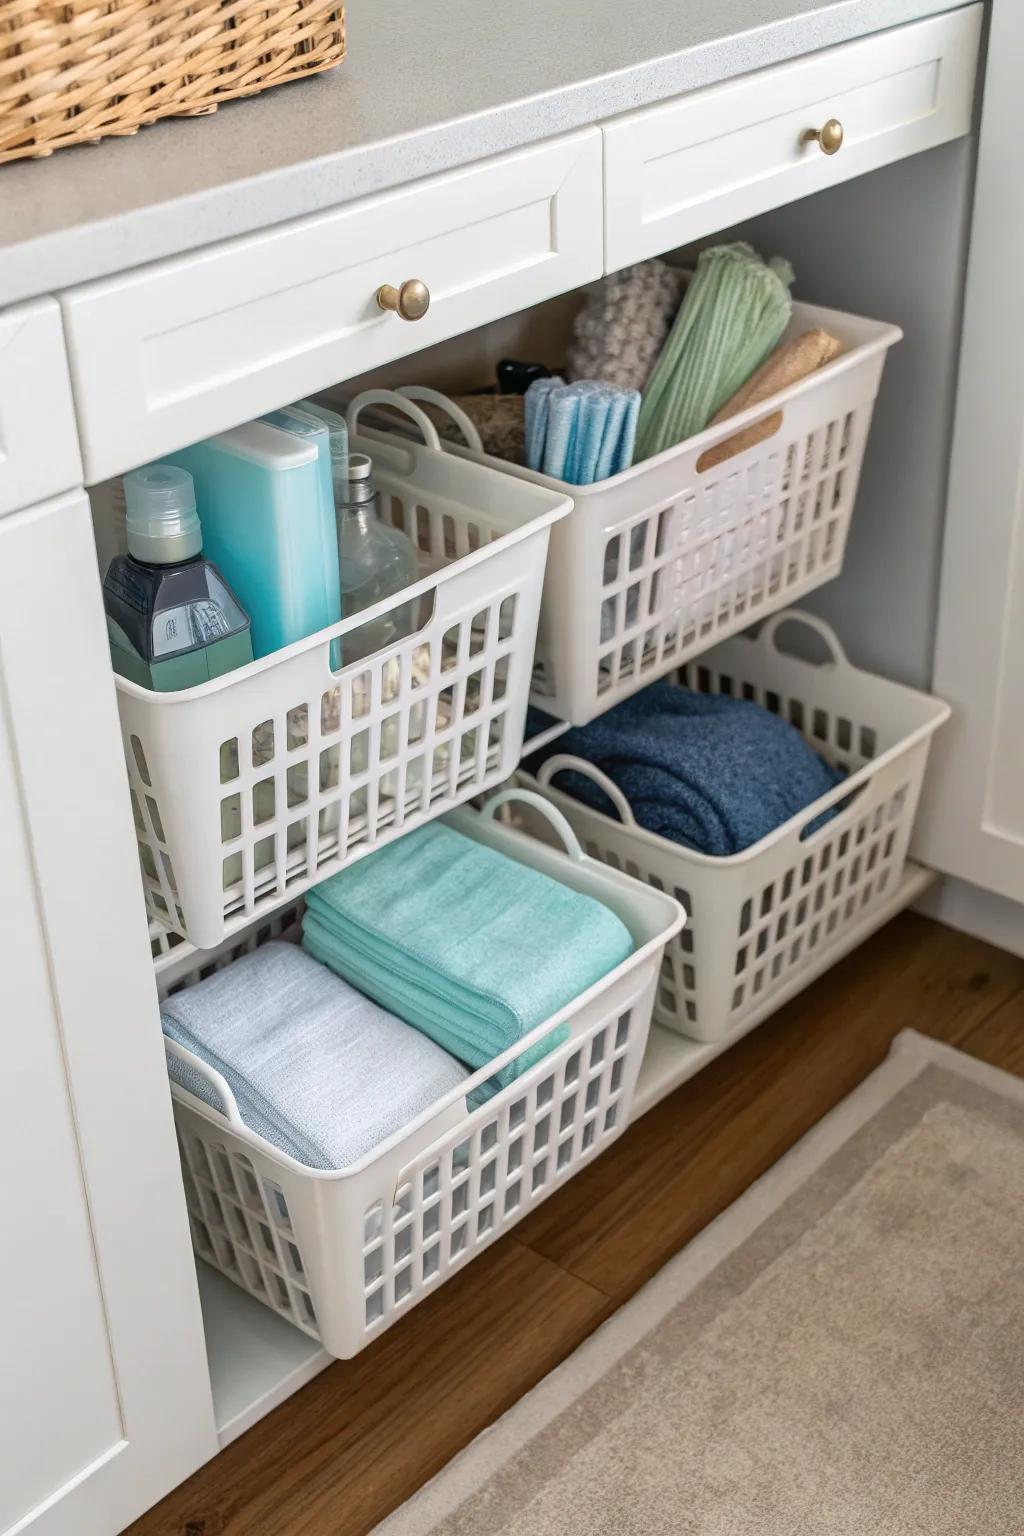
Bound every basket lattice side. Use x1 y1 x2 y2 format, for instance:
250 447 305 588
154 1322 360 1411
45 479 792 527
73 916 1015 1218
522 610 949 1043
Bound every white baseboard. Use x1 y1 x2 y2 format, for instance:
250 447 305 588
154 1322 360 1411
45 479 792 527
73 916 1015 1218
916 874 1024 959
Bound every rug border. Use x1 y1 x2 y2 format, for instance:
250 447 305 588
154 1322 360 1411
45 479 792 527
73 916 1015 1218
371 1030 1024 1535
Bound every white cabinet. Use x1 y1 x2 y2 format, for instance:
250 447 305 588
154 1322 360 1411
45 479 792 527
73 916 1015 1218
60 128 604 483
0 6 1007 1529
0 493 217 1536
913 3 1024 910
602 7 981 270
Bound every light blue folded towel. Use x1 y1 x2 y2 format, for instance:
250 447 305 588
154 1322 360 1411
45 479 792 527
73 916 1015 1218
301 822 634 1097
524 375 564 469
525 377 641 484
161 941 467 1169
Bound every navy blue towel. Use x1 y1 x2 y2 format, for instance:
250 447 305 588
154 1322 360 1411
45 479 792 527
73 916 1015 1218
525 682 843 856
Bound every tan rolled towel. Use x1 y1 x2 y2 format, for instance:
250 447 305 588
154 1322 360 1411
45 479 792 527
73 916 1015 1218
696 327 841 473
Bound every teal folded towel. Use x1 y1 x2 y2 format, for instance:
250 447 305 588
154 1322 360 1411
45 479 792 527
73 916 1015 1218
636 242 795 461
301 822 634 1098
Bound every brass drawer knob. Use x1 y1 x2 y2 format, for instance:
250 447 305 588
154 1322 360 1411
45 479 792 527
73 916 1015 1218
802 118 844 155
376 278 431 321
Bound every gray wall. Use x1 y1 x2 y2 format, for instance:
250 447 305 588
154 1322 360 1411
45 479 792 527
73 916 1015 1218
734 138 976 688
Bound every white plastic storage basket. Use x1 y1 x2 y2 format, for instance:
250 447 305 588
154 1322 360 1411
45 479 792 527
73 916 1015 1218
155 793 684 1359
402 298 901 725
523 612 949 1043
117 391 571 948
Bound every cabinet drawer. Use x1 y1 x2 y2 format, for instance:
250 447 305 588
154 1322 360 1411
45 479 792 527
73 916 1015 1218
62 129 603 483
604 7 982 270
0 299 82 516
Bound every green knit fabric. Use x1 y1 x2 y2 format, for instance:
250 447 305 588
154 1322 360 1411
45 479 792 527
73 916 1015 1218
635 243 795 461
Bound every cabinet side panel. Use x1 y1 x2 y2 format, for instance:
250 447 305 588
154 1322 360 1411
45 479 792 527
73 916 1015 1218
0 674 123 1533
0 492 216 1536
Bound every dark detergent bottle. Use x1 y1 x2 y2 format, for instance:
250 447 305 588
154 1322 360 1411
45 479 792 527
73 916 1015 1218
103 464 254 691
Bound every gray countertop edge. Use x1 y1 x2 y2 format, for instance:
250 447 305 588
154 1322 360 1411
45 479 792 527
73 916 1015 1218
0 0 965 305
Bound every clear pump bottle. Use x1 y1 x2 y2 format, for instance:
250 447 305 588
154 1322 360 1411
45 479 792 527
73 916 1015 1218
332 444 419 663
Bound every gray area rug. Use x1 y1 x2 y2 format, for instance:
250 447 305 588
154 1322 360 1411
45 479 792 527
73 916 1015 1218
374 1031 1024 1535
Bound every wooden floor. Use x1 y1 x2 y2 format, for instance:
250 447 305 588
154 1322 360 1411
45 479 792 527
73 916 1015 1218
129 912 1024 1536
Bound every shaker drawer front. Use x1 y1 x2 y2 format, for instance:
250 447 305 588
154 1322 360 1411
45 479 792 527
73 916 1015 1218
62 129 603 482
0 299 82 516
604 6 982 270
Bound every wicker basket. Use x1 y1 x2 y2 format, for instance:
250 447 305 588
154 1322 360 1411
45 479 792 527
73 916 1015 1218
0 0 345 164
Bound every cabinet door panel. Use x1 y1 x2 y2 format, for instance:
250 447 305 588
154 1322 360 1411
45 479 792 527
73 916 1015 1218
0 492 217 1536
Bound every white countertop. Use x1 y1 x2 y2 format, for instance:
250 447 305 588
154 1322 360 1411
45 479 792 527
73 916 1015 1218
0 0 964 305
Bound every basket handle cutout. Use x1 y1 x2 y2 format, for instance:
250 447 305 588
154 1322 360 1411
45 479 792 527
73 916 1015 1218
326 585 438 678
395 386 485 454
388 968 636 1202
478 787 586 862
536 755 637 829
759 609 849 670
695 406 784 475
164 1037 246 1129
796 770 871 844
347 389 442 454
